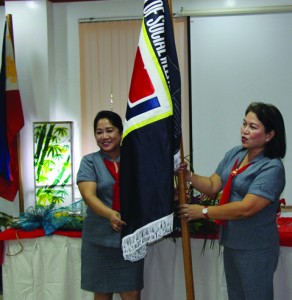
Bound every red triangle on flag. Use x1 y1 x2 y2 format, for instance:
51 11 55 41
129 47 155 104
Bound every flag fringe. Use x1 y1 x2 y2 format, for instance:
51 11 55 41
122 213 174 262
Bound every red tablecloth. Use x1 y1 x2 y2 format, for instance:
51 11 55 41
1 217 292 264
0 228 82 241
277 217 292 247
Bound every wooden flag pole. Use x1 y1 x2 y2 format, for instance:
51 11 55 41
178 140 195 300
6 14 24 213
167 1 195 299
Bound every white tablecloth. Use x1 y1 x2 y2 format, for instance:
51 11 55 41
2 236 292 300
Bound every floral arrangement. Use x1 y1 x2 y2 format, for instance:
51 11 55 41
0 212 16 230
11 200 86 235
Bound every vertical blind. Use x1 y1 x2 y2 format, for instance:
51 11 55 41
79 17 190 157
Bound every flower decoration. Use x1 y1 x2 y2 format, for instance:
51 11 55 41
0 212 15 230
11 200 86 235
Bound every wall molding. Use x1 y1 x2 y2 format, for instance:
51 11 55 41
180 5 292 17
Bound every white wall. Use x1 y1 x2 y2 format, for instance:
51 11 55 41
1 0 292 216
190 13 292 202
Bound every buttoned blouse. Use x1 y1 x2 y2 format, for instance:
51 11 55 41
215 146 285 249
77 151 121 248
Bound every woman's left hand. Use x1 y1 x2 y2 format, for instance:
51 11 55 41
178 204 203 221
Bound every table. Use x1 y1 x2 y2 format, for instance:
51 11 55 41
1 217 292 300
3 235 92 300
2 235 227 300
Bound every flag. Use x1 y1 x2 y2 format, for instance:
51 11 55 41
120 0 181 262
0 15 24 201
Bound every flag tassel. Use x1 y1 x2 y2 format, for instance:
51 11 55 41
122 213 173 262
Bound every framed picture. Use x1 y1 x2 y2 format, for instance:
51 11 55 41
33 121 74 207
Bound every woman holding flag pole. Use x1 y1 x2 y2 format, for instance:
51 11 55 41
179 102 286 300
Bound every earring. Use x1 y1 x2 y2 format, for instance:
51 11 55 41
266 139 269 142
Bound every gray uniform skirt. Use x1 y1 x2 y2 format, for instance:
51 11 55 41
81 240 144 293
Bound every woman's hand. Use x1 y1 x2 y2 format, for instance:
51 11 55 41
108 210 126 232
178 204 204 222
176 162 192 185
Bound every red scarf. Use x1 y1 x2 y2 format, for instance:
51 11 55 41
215 158 253 226
103 159 120 211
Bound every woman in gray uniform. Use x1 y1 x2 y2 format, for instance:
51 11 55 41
179 102 286 300
77 110 144 300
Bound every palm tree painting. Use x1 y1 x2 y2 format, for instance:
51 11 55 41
33 122 74 206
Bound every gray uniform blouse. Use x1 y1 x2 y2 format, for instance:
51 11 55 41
215 146 285 250
77 151 121 248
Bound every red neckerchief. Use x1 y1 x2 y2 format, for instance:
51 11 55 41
103 159 120 211
215 158 253 226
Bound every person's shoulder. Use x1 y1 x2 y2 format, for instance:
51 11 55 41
81 151 101 163
253 156 285 180
82 151 100 159
263 156 285 169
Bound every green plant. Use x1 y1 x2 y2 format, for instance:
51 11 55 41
34 122 73 206
0 212 14 230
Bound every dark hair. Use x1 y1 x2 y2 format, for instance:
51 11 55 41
245 102 286 158
93 110 123 134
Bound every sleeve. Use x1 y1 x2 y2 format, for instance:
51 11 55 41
76 154 97 183
248 160 285 202
215 146 238 177
215 153 228 178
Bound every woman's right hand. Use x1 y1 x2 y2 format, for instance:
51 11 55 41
108 210 126 232
177 162 192 185
178 161 188 171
